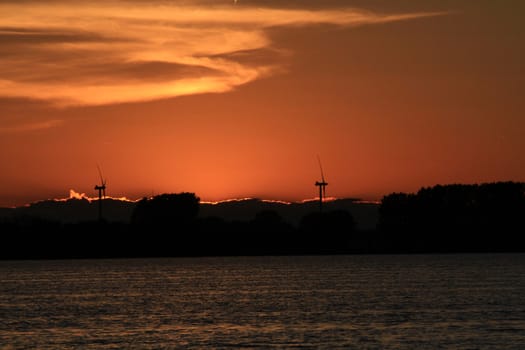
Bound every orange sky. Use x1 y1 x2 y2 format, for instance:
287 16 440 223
1 0 524 207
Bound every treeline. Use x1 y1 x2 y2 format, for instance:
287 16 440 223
0 193 359 259
378 181 525 253
1 182 524 259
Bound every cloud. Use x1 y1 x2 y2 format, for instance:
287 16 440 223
0 119 63 133
68 189 90 201
0 1 446 107
51 189 138 203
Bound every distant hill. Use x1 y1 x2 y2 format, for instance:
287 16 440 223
199 199 379 230
0 197 379 230
0 198 134 224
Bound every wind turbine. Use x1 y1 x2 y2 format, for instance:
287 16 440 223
94 164 107 222
315 155 328 213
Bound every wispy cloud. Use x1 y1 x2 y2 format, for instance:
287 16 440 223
0 1 446 107
0 119 63 133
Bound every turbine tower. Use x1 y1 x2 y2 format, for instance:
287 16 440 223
94 164 106 222
315 155 328 213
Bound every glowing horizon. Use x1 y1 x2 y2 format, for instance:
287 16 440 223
15 189 360 210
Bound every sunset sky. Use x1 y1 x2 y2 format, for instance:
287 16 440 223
1 0 524 207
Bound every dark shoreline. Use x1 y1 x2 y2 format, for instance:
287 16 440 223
1 224 524 261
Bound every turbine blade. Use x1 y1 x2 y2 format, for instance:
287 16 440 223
317 154 325 182
96 163 105 185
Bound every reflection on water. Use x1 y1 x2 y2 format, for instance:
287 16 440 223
1 254 525 349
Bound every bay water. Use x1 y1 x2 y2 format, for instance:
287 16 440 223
1 254 524 349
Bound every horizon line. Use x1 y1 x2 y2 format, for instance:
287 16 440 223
4 180 523 209
4 189 379 209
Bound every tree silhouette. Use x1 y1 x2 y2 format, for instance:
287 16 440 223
249 210 295 254
299 209 356 253
130 192 200 255
131 192 200 227
378 182 525 253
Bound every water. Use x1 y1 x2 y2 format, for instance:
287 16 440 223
1 254 524 349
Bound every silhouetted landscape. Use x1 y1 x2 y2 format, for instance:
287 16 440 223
1 181 524 259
